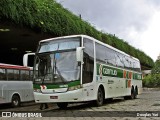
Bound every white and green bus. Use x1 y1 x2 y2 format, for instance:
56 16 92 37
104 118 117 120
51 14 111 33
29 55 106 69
25 35 142 108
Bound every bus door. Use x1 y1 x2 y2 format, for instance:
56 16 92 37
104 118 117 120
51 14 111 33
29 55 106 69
82 38 94 101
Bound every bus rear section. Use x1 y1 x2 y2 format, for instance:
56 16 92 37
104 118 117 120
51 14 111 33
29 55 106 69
0 63 34 107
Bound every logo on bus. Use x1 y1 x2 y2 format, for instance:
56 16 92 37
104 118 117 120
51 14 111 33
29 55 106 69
103 68 117 76
98 64 118 77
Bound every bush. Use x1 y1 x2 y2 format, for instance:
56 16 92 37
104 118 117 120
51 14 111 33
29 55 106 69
143 74 160 87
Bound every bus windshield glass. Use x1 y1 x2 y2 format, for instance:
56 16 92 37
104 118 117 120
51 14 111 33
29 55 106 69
38 37 80 53
34 37 80 84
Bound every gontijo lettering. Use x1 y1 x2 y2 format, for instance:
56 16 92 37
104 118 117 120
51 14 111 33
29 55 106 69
103 67 117 76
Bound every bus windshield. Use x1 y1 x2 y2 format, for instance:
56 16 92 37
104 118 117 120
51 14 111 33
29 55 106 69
34 37 81 84
38 37 80 53
34 51 80 84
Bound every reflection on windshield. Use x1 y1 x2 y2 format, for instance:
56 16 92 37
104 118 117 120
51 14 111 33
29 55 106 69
34 51 80 84
39 38 80 53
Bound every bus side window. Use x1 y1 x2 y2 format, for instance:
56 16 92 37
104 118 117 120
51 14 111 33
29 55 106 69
115 53 124 68
105 48 116 66
95 43 116 66
14 69 20 80
83 38 94 84
21 70 30 81
133 60 141 72
7 69 14 81
95 43 106 63
7 69 20 81
123 56 130 69
0 68 7 81
30 70 33 81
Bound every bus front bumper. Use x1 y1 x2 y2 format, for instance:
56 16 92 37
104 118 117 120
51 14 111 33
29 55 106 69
34 89 83 103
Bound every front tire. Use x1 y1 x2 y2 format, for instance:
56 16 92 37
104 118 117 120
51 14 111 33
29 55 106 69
57 102 68 109
11 95 20 107
96 88 104 106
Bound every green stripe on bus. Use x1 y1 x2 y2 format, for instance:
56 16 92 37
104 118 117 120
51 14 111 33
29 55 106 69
97 64 123 78
133 73 142 80
68 80 80 87
33 80 80 89
96 63 142 80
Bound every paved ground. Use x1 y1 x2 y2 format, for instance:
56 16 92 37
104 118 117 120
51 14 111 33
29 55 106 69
0 89 160 120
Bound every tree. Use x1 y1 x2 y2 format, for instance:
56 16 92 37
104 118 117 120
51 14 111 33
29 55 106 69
151 60 160 74
143 60 160 87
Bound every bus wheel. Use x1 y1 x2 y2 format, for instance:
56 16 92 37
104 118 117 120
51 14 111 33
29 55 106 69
134 86 138 99
11 95 20 107
57 102 68 109
130 86 134 99
96 87 104 106
124 86 135 100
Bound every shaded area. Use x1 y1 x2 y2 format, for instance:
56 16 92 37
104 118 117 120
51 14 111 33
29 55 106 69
0 20 52 65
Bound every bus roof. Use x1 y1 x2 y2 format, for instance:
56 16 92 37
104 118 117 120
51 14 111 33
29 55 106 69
0 63 30 70
39 34 140 62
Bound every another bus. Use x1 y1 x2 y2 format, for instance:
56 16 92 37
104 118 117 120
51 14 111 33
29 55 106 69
25 35 142 108
0 63 34 107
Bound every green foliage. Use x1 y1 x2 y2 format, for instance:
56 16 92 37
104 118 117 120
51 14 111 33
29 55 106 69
0 0 154 68
143 60 160 87
151 60 160 74
143 74 160 87
143 74 152 87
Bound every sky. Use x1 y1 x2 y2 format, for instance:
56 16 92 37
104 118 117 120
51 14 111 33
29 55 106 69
56 0 160 61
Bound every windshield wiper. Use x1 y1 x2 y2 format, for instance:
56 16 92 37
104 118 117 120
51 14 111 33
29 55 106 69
37 51 53 55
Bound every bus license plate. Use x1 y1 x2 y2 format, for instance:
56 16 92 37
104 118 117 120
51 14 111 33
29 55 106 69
50 96 58 99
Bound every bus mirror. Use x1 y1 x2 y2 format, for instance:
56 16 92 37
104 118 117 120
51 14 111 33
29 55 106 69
23 53 35 67
76 47 85 63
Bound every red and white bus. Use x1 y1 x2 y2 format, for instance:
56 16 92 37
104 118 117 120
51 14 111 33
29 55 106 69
0 63 34 107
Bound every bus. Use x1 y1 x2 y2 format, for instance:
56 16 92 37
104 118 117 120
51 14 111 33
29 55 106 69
25 35 142 109
0 63 34 107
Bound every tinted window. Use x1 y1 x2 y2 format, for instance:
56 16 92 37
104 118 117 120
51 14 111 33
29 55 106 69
14 70 20 80
30 70 33 81
21 70 30 81
133 60 141 72
95 42 141 72
115 52 124 68
0 68 6 81
123 56 130 69
83 38 94 84
95 43 116 66
95 43 106 63
7 69 20 81
105 47 116 66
